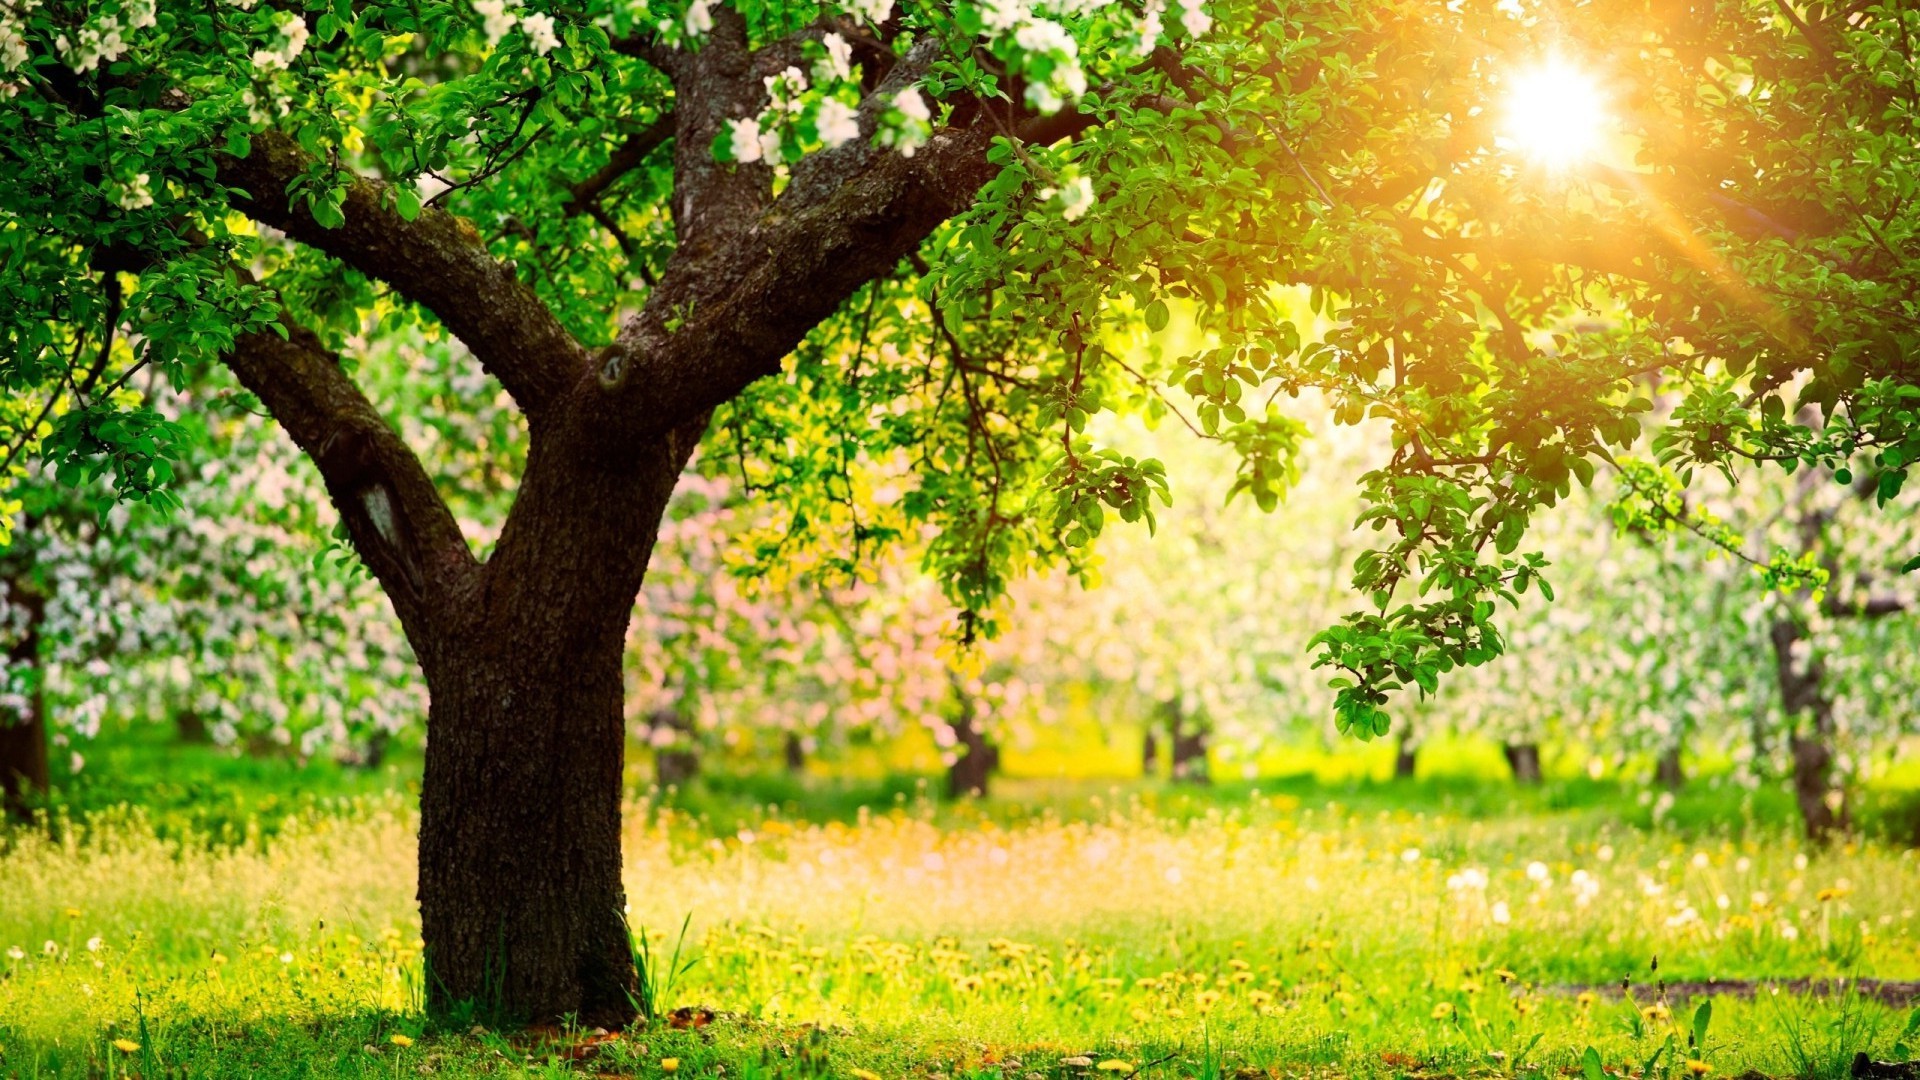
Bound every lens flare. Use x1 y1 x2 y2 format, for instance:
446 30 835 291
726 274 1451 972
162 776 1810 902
1501 58 1609 168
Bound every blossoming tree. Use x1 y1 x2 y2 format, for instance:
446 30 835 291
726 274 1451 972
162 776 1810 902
8 0 1920 1025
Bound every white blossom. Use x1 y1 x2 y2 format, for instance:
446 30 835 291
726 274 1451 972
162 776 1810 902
813 32 853 83
727 116 764 163
113 173 153 210
1176 0 1209 36
814 97 859 148
683 0 712 36
844 0 891 23
520 11 559 54
473 0 520 44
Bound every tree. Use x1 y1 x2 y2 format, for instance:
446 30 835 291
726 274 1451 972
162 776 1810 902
11 0 1920 1024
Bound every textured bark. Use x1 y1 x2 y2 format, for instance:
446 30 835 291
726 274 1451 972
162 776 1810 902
0 582 47 820
415 423 701 1027
946 682 998 799
1655 745 1686 790
1770 617 1850 842
1504 742 1543 785
783 731 807 774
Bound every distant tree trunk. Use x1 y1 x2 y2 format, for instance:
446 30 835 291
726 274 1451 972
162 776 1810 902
783 730 806 773
336 728 391 769
1655 745 1685 789
174 708 211 744
1164 699 1210 784
946 680 997 799
1394 732 1418 780
650 705 700 787
1769 617 1850 841
0 578 47 821
1141 727 1158 776
1503 742 1543 785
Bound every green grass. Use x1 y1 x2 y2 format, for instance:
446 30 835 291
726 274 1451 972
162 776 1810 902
3 731 1920 1079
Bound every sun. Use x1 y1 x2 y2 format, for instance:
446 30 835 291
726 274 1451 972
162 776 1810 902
1501 57 1610 169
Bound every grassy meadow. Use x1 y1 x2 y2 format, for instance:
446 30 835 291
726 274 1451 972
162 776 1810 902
2 732 1920 1080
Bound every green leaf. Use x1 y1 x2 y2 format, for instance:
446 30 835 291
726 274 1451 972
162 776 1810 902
1144 299 1170 333
1582 1047 1605 1080
395 187 423 222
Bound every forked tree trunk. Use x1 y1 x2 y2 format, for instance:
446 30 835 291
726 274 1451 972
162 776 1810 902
1393 732 1418 780
1655 745 1685 790
1770 618 1848 841
411 429 698 1028
1503 742 1543 785
0 579 47 821
946 681 997 799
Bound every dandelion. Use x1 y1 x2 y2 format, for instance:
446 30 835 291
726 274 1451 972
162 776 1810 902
390 1034 414 1048
662 1058 681 1073
851 1070 882 1080
1687 1061 1711 1076
113 1039 140 1053
1431 1002 1455 1019
42 940 57 956
86 936 103 952
1490 901 1511 925
1526 861 1549 884
6 946 23 960
1577 991 1597 1008
1097 1063 1134 1075
1817 885 1849 902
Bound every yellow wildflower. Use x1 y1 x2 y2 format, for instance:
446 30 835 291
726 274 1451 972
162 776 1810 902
662 1059 681 1073
112 1039 140 1053
851 1070 882 1080
1687 1061 1711 1076
389 1034 413 1048
1431 1002 1455 1020
1097 1063 1135 1075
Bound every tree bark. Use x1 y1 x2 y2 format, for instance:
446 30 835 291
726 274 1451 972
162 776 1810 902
1655 745 1685 790
946 680 997 799
1769 617 1850 842
1141 727 1159 777
783 730 806 774
1394 732 1418 780
1504 742 1543 785
0 579 47 821
413 425 701 1028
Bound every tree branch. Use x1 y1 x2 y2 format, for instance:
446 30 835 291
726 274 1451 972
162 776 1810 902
218 130 587 419
222 307 480 628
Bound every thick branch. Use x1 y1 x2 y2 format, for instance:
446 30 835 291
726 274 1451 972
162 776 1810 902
219 131 587 418
223 312 480 634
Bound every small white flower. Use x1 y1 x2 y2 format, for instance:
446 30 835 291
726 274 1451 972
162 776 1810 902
814 32 853 83
6 946 23 960
520 11 559 54
1490 901 1511 925
845 0 892 22
1526 860 1550 884
86 936 103 952
683 0 712 35
814 97 859 148
727 116 764 163
473 0 520 44
1175 0 1209 36
42 940 58 956
1401 847 1421 864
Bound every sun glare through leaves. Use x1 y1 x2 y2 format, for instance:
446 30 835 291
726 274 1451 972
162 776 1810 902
1501 57 1610 169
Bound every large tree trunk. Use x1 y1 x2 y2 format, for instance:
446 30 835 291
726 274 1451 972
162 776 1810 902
783 730 807 773
1770 618 1849 841
412 426 700 1028
946 680 997 799
1141 727 1159 777
1503 742 1543 785
0 579 47 821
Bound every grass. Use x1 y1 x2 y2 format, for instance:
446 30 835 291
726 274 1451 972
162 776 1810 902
3 747 1920 1080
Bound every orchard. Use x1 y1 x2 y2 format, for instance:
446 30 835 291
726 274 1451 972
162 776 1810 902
5 0 1920 1074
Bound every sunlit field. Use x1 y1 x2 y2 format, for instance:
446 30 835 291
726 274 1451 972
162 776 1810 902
3 760 1918 1079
